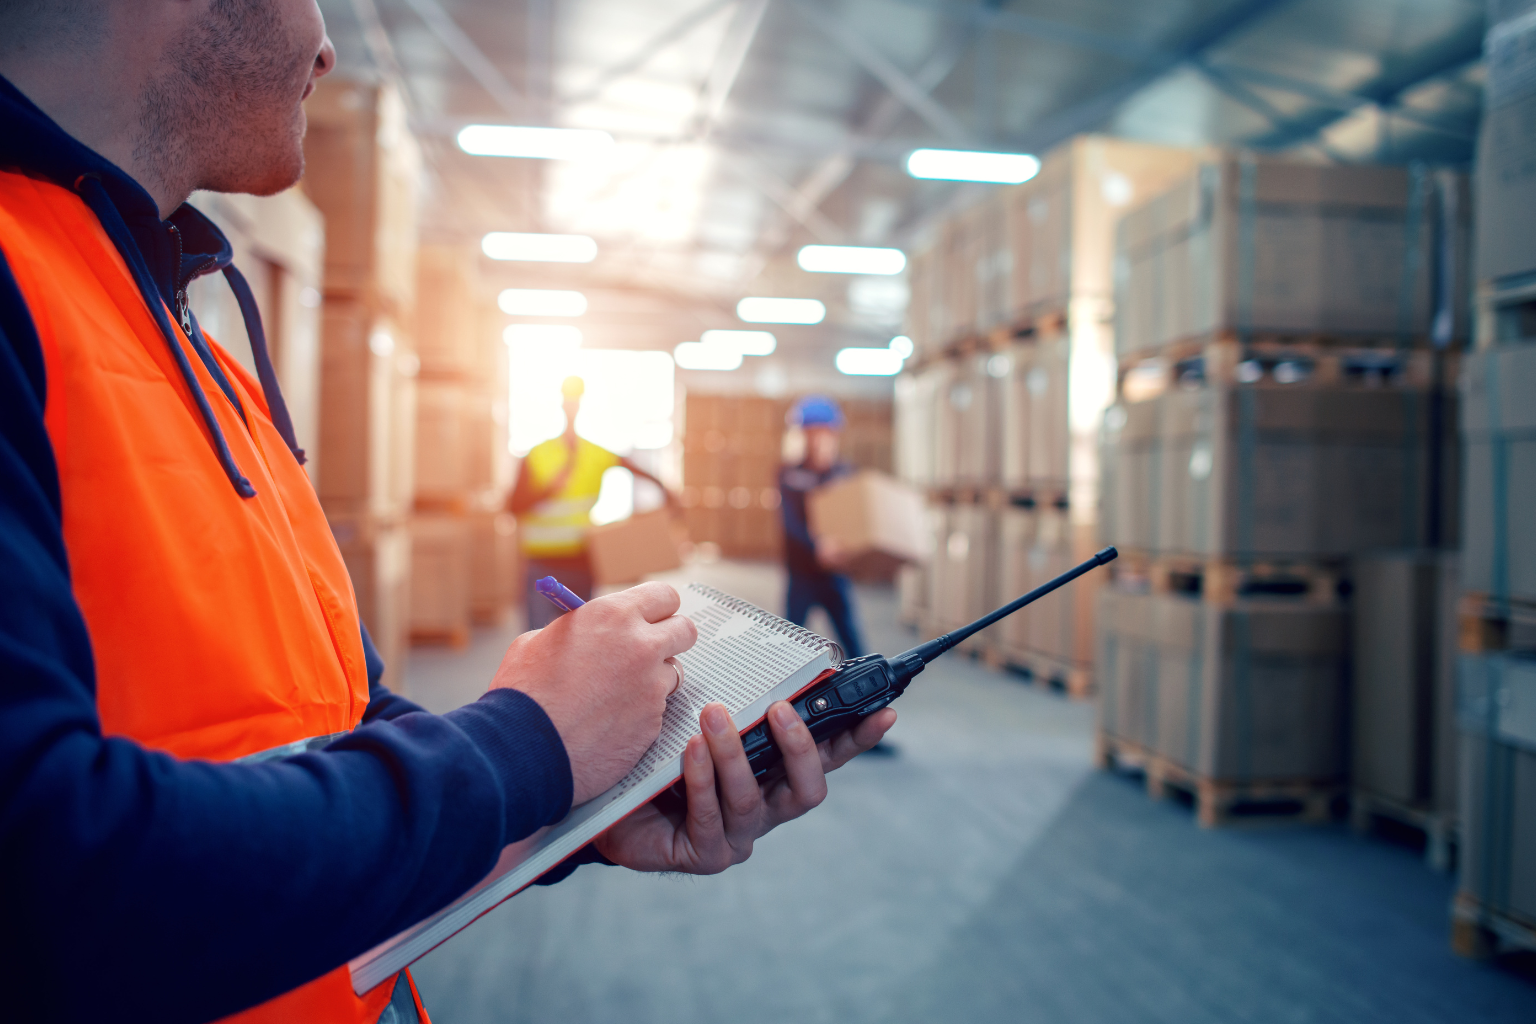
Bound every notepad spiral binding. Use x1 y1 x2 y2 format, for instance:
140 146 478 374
686 583 844 666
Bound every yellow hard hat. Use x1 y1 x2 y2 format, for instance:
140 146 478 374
560 376 586 401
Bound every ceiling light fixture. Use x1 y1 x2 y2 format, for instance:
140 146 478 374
503 324 584 348
457 124 615 160
482 232 598 263
835 346 906 376
701 329 776 356
905 148 1041 184
674 341 743 371
797 245 906 275
498 289 588 317
888 335 914 358
736 297 826 324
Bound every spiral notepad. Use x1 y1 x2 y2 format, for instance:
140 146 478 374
349 583 843 994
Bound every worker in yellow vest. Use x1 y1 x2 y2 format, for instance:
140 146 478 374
509 376 677 628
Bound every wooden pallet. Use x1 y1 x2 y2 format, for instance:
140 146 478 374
410 625 471 649
988 644 1093 700
1099 733 1342 828
1451 892 1536 959
1350 789 1457 872
1117 334 1449 394
1110 549 1345 606
1458 593 1536 653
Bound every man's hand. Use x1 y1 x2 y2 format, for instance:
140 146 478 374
594 700 897 873
490 583 697 805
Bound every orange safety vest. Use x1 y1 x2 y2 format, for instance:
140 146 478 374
0 171 429 1022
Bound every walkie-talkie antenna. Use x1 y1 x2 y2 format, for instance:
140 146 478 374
886 546 1118 685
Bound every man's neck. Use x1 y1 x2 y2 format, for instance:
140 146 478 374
1 30 187 217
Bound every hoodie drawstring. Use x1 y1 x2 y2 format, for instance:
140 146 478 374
221 264 306 466
75 176 257 498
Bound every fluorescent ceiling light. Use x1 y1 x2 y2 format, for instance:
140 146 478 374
906 148 1041 184
836 347 905 376
482 232 598 263
701 329 776 356
504 324 584 348
457 124 615 160
888 335 914 358
736 297 826 324
498 289 588 317
797 245 906 275
674 341 743 371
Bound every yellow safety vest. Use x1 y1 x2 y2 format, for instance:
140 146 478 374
520 435 620 558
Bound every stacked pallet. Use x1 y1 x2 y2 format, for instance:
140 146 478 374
681 395 893 562
409 244 517 646
301 80 422 686
1096 155 1466 827
897 136 1204 693
1453 7 1536 956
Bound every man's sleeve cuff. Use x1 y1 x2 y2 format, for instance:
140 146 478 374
443 688 574 841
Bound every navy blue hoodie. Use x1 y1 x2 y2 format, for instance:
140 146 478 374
0 74 601 1023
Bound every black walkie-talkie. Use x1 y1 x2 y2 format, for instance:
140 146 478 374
740 546 1119 778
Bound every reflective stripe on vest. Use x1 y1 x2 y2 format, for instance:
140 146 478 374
0 171 418 1024
520 436 620 557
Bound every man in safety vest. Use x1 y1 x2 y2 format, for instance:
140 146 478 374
0 4 896 1023
509 375 677 629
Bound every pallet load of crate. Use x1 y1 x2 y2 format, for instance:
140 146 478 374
1453 5 1536 957
301 80 422 688
681 394 893 564
896 136 1205 694
409 244 517 648
1096 155 1466 827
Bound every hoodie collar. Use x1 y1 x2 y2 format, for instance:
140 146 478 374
0 74 233 308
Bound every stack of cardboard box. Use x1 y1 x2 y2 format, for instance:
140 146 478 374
896 136 1201 691
301 80 422 686
1452 5 1536 959
1096 155 1467 826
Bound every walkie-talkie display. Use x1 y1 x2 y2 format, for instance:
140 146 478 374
740 546 1119 778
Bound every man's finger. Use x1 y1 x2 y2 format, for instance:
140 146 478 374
652 612 698 659
699 703 762 840
821 708 897 771
681 734 725 858
767 700 828 811
611 581 683 623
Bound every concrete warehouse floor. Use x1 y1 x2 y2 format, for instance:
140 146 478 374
403 562 1536 1024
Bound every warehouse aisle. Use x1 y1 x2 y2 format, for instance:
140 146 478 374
402 565 1536 1024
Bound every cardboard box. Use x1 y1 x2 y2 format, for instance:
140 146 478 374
414 244 481 380
1116 156 1440 356
1477 12 1536 284
588 509 684 585
329 513 411 690
1005 135 1206 318
1353 551 1460 816
806 471 930 581
410 513 471 642
468 510 518 625
1102 383 1454 558
951 352 1002 486
317 298 417 519
1096 589 1350 782
1461 345 1536 603
998 506 1100 667
894 366 943 487
302 80 420 312
1456 652 1536 925
414 380 469 502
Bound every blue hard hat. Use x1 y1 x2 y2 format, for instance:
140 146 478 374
788 394 845 429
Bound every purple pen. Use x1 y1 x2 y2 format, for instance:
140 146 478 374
535 576 586 613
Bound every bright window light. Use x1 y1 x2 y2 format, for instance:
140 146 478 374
906 148 1041 184
889 334 914 358
498 289 587 317
836 347 905 376
701 329 776 356
504 324 584 348
674 341 744 371
508 346 674 457
482 232 598 263
797 245 906 275
457 124 615 160
737 296 826 324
